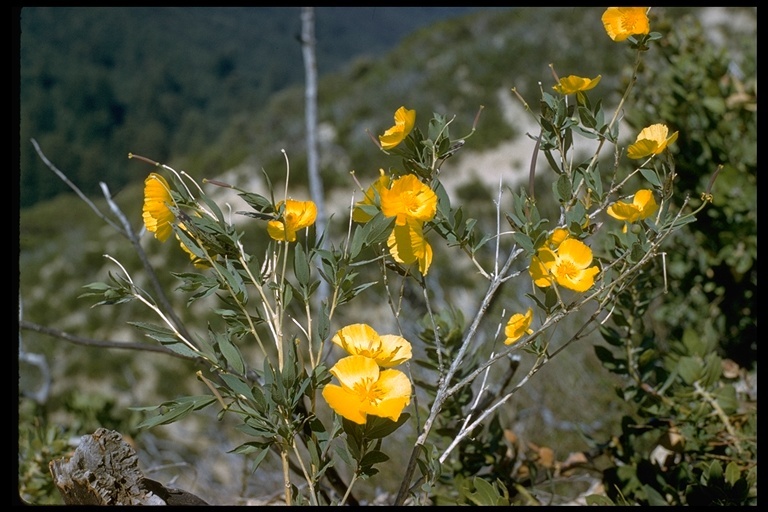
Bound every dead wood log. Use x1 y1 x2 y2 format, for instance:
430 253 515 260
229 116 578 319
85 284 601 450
49 428 208 506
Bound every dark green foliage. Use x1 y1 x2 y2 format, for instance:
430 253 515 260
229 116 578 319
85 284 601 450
592 10 756 505
624 10 757 369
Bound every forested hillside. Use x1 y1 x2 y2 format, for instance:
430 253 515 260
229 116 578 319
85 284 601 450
19 6 502 207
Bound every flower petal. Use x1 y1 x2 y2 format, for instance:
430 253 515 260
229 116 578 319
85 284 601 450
387 220 433 276
366 369 412 421
379 107 416 150
558 239 594 268
322 384 368 424
142 173 176 242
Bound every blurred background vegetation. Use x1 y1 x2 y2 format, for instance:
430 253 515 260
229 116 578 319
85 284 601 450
18 7 755 505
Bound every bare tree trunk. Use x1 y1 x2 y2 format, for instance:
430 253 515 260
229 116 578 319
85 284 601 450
49 428 208 506
301 7 330 307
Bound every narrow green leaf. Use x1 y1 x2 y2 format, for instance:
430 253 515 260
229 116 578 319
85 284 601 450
293 242 310 287
217 333 246 375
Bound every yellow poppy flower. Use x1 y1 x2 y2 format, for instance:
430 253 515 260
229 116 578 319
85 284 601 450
142 173 175 242
529 238 600 293
607 189 658 233
322 355 412 425
379 174 437 226
553 75 601 95
601 7 650 42
627 124 679 159
379 106 416 150
332 323 413 367
267 199 318 242
352 169 391 223
504 308 534 346
387 219 434 276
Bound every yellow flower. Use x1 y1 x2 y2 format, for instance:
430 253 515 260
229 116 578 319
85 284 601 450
601 7 650 42
352 169 391 223
387 219 434 276
529 238 600 293
267 199 318 242
553 75 601 95
377 174 437 276
607 189 658 232
504 308 534 346
142 173 175 242
332 323 412 367
379 106 416 150
322 355 412 425
627 124 679 159
379 174 437 226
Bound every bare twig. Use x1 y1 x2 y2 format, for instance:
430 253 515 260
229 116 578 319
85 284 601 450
30 138 122 233
19 320 199 361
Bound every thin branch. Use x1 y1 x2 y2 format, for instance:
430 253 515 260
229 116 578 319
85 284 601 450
19 320 199 360
30 138 122 233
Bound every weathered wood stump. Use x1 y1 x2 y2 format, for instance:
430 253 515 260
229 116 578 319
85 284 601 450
49 428 208 506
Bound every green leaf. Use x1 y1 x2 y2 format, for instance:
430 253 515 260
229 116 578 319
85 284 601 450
128 321 177 343
238 191 273 215
643 484 668 506
219 373 257 404
714 384 739 415
293 242 310 287
511 232 534 254
359 450 389 469
724 461 741 486
677 355 701 385
554 174 572 203
467 477 507 506
585 494 615 505
212 259 246 303
639 168 662 188
365 413 410 439
707 460 724 484
135 395 217 429
217 333 246 375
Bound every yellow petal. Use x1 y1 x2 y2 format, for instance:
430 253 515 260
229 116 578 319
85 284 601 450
377 335 413 367
353 169 390 223
322 384 368 424
557 239 594 269
558 264 600 293
387 221 433 276
504 308 534 345
627 139 659 160
529 247 557 288
633 189 658 220
333 324 413 367
607 200 641 222
329 355 380 389
547 228 570 249
142 173 175 243
379 107 416 150
366 369 412 421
